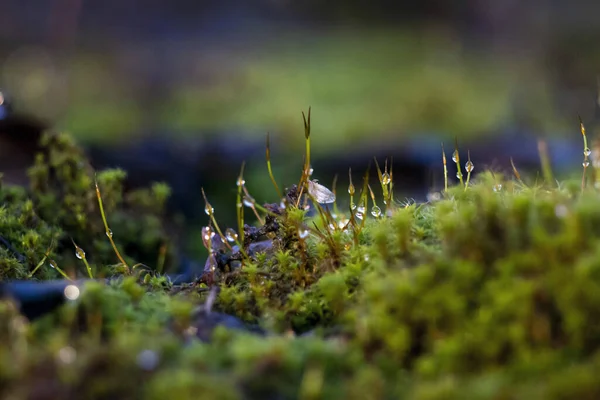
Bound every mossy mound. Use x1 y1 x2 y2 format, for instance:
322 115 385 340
2 119 600 399
0 131 178 280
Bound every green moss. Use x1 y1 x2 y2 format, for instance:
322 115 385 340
2 117 600 398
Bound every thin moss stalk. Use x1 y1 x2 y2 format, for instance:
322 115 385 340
509 157 526 187
580 116 590 191
265 133 282 199
348 168 356 211
453 137 464 187
537 138 554 185
441 143 448 192
27 239 55 278
367 184 382 218
94 176 130 274
71 238 94 278
201 188 233 252
296 108 312 208
236 162 246 244
464 150 474 191
48 259 72 280
331 174 341 218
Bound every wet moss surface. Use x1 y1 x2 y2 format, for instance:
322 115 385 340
2 116 600 399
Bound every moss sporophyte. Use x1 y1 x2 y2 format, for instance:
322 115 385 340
2 106 600 398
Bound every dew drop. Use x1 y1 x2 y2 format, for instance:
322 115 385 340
355 212 364 220
105 229 113 238
351 203 357 210
584 148 592 157
364 254 370 261
338 217 349 229
328 223 336 231
236 177 246 187
381 173 391 185
304 204 311 211
201 226 213 248
298 228 310 239
225 228 238 243
493 184 503 192
243 196 255 207
583 160 590 167
356 205 366 214
308 167 314 176
371 206 382 218
348 183 355 196
49 260 58 269
456 172 461 179
74 246 85 260
452 150 459 163
204 203 214 216
344 243 351 251
465 161 474 173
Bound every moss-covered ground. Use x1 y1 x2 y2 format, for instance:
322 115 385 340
2 112 600 399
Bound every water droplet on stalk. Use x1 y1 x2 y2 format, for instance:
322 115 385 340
382 173 391 185
452 151 459 163
204 203 214 216
236 177 245 187
348 183 355 195
371 206 382 217
201 226 213 248
298 228 310 239
583 161 590 167
584 148 592 157
75 247 85 260
465 161 474 173
225 228 238 243
105 229 113 238
243 196 254 207
493 184 503 192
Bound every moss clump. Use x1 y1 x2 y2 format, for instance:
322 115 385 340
0 131 178 279
2 114 600 399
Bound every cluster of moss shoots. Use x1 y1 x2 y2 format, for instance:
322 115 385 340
3 110 600 398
